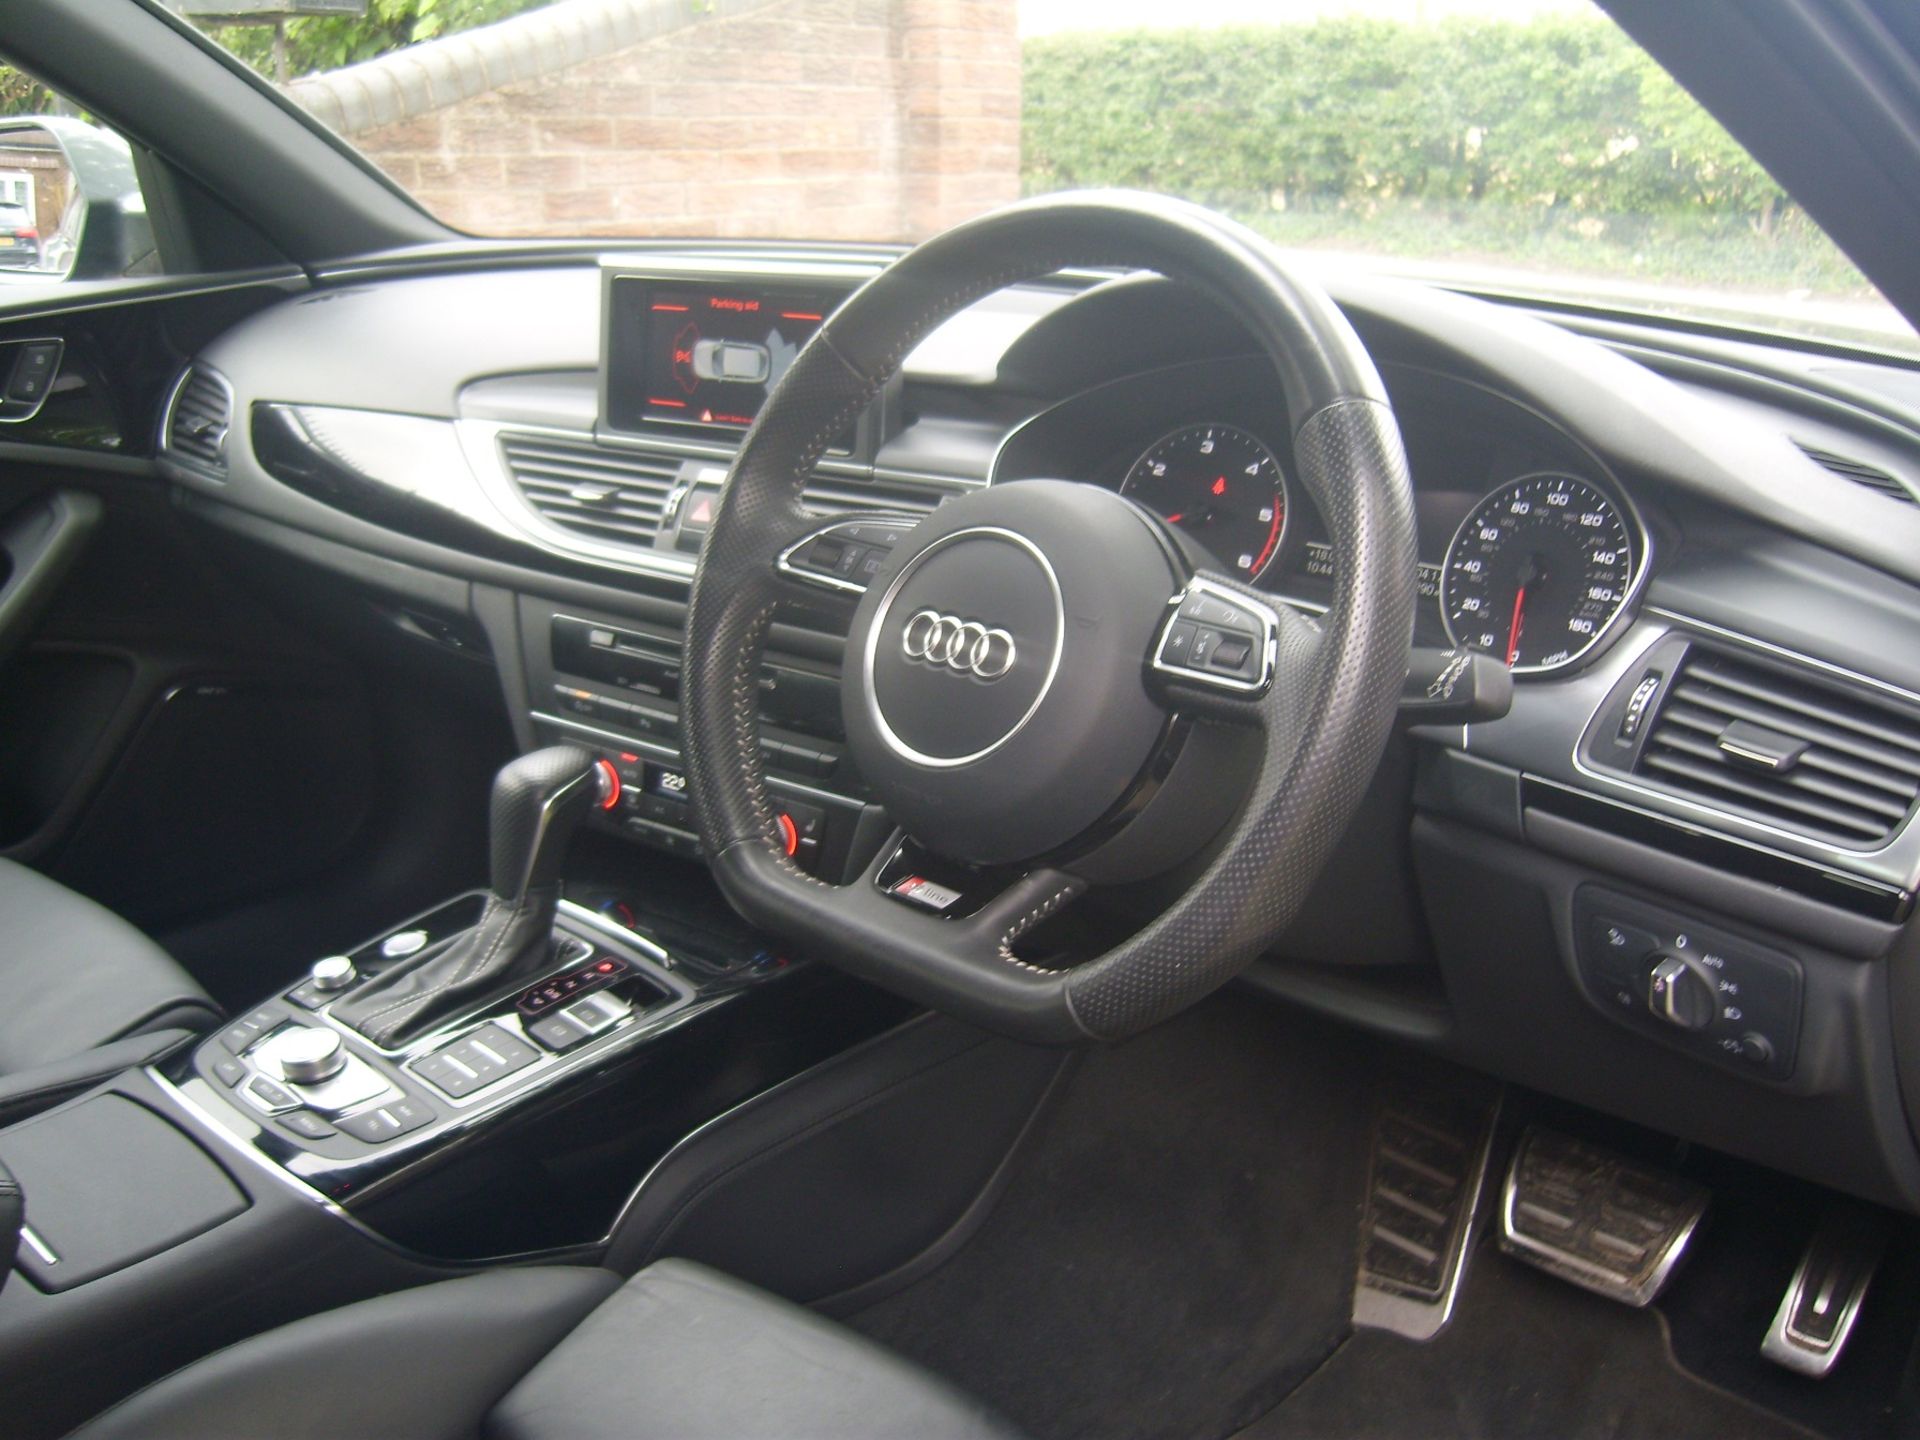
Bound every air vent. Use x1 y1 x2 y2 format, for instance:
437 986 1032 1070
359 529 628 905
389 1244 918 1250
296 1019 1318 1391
500 434 678 549
802 474 957 520
1635 647 1920 848
1797 443 1918 505
166 367 232 473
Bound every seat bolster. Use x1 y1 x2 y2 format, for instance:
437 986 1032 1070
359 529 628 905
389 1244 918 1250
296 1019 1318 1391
0 859 218 1077
486 1259 1024 1440
68 1267 623 1440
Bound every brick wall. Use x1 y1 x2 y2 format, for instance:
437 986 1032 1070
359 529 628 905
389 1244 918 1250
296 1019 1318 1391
301 0 1019 242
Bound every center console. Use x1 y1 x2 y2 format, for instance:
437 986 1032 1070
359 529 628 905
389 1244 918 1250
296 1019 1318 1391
0 745 913 1440
163 892 761 1205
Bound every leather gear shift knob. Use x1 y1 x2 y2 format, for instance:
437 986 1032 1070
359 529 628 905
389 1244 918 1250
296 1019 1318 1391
333 746 608 1049
489 745 608 902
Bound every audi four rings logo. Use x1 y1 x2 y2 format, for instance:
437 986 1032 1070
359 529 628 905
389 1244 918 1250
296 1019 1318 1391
900 609 1017 680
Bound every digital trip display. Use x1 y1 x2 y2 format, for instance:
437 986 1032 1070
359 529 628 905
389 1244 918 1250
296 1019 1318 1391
604 277 838 435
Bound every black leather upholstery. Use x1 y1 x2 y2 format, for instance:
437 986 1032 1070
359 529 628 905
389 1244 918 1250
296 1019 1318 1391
68 1267 622 1440
491 1260 1021 1440
0 859 220 1122
68 1260 1025 1440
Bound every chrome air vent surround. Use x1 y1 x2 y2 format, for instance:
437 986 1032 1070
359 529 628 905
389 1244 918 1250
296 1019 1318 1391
1631 646 1920 850
162 366 234 477
500 433 679 549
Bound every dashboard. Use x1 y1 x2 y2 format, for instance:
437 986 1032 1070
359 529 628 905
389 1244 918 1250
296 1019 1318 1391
130 246 1920 1215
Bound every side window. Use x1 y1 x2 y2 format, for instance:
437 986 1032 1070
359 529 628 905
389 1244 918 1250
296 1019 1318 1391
0 66 156 286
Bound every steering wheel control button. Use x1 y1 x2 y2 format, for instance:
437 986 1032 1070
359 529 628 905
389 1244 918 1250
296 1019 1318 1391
415 1024 541 1098
778 518 916 595
1153 579 1279 695
338 1096 434 1145
277 1110 336 1141
1573 889 1802 1080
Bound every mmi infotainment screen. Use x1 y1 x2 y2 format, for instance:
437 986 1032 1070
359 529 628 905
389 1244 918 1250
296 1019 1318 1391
603 275 841 436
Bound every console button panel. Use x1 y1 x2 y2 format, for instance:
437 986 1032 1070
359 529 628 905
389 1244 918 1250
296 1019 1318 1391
413 1024 541 1098
1571 886 1802 1080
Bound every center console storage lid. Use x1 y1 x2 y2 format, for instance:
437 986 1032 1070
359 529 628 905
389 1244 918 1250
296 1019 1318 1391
0 1094 248 1292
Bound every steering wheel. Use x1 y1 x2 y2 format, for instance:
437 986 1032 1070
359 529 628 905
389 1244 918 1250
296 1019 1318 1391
682 192 1416 1045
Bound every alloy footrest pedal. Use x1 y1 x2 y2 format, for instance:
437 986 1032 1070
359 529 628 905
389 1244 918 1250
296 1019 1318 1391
1498 1126 1707 1307
1761 1206 1888 1377
1352 1085 1500 1340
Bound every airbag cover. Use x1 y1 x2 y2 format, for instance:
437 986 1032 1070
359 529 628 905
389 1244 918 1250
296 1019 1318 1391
843 480 1178 864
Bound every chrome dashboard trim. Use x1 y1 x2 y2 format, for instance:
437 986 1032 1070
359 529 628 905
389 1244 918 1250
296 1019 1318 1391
455 416 702 582
157 361 233 480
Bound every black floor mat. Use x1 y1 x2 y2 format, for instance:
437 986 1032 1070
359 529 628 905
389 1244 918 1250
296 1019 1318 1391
1238 1246 1815 1440
848 996 1380 1440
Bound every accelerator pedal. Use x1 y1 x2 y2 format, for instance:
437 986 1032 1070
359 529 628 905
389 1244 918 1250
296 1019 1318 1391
1352 1085 1500 1340
1761 1206 1888 1378
1498 1126 1707 1307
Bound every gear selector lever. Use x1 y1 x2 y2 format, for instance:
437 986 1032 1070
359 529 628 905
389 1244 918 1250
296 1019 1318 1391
334 746 611 1048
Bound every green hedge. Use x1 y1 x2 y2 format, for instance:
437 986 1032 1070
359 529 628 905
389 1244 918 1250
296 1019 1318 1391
1023 17 1785 232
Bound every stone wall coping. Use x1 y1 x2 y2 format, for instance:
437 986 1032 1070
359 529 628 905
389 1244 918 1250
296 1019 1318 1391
286 0 776 136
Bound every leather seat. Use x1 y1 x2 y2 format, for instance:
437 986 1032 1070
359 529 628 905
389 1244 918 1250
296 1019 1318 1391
69 1258 1023 1440
0 858 221 1124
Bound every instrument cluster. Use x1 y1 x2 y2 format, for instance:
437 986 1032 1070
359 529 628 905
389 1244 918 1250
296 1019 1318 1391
1092 372 1650 677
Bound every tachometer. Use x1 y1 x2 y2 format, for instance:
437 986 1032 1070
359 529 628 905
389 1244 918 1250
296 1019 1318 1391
1441 472 1636 672
1120 423 1287 580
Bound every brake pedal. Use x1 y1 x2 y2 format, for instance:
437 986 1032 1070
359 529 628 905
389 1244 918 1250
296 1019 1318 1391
1352 1085 1500 1340
1761 1206 1888 1377
1498 1126 1707 1306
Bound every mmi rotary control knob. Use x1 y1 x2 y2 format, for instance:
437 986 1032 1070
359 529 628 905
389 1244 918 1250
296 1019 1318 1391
277 1027 348 1085
1646 952 1717 1032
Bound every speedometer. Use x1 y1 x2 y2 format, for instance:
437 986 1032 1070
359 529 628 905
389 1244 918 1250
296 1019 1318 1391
1440 473 1637 673
1120 423 1287 580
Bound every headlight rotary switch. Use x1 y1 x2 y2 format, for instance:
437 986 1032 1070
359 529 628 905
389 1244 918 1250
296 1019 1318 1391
1647 951 1717 1031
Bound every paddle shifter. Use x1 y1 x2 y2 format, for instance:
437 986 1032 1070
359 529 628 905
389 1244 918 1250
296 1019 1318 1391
334 745 611 1048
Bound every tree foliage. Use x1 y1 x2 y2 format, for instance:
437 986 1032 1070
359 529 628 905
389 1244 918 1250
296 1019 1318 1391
1023 16 1788 234
205 0 548 78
